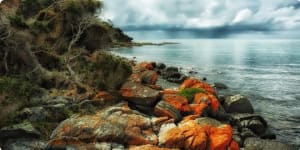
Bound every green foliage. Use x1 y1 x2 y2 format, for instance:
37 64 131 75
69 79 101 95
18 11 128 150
31 121 58 139
178 88 205 103
64 0 102 15
18 0 55 18
8 15 28 28
30 20 54 32
0 77 42 100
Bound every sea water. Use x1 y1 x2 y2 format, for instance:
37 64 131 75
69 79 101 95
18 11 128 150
112 38 300 145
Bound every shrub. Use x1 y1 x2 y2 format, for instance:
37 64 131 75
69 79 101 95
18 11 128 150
0 77 42 100
8 15 28 28
178 88 205 103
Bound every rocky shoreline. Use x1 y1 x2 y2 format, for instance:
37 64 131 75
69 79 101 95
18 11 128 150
1 59 298 150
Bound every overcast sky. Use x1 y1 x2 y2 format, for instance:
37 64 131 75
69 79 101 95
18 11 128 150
102 0 300 38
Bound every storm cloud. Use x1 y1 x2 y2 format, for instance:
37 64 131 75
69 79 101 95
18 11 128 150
102 0 300 36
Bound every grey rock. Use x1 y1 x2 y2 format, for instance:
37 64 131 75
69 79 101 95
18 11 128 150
231 113 268 136
244 137 298 150
1 138 46 150
120 81 160 106
0 122 41 139
240 127 257 140
156 63 166 70
224 94 254 114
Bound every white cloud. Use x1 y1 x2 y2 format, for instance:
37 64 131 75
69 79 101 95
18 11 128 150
232 9 253 24
102 0 300 32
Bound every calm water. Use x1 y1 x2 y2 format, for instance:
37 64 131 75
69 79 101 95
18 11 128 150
112 39 300 145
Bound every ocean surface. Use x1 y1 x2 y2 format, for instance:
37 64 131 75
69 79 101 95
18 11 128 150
111 38 300 145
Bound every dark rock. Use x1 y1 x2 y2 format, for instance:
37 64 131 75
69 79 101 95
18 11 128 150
260 128 276 139
188 71 198 74
244 137 298 150
120 81 160 106
240 127 257 140
0 122 41 139
224 95 254 114
154 101 182 122
233 128 244 147
1 138 46 150
231 113 268 136
156 63 166 70
165 67 178 72
214 82 228 89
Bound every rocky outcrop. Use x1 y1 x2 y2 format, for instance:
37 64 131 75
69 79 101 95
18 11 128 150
47 103 159 149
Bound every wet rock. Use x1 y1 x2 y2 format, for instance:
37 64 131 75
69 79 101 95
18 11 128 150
231 113 268 136
214 82 228 89
156 63 166 70
158 121 207 150
141 70 158 85
240 127 257 140
154 101 182 122
162 67 187 83
224 95 254 114
0 122 41 139
48 103 158 149
260 128 276 139
1 138 46 150
188 70 198 74
244 137 298 150
120 81 160 106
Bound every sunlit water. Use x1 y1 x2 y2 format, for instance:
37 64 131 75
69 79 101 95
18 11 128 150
111 39 300 145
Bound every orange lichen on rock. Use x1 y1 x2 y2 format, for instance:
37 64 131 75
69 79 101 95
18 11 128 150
180 121 208 150
163 94 191 113
141 70 158 85
206 124 233 150
180 78 216 95
136 62 155 71
159 121 207 150
190 103 208 116
194 93 220 113
229 140 240 150
93 91 114 101
160 89 179 95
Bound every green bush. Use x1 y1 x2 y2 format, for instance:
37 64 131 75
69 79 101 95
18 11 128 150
8 15 28 28
178 88 205 103
18 0 55 18
0 77 42 100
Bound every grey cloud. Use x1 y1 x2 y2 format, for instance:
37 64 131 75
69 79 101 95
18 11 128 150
102 0 300 35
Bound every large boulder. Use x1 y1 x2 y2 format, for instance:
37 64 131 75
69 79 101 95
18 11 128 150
161 67 187 83
244 138 298 150
120 81 160 106
224 95 254 114
158 121 207 150
180 78 216 95
231 113 268 136
47 103 158 149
